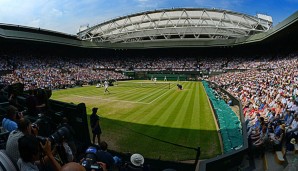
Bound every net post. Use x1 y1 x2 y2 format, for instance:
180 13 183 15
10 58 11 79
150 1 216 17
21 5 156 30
194 146 201 167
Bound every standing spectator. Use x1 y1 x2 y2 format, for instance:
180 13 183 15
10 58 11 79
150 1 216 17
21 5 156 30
90 107 102 145
25 89 38 116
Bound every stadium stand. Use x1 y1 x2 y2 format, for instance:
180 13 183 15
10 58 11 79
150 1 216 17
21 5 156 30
0 7 298 171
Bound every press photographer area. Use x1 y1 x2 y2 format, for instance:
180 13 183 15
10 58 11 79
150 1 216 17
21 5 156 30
0 82 194 171
0 83 110 171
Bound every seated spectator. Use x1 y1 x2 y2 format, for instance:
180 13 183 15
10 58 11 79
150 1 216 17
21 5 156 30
6 118 37 163
2 105 20 132
269 124 285 150
268 113 281 133
17 134 61 171
249 117 265 139
247 114 262 137
270 124 285 145
286 115 298 140
284 109 294 127
252 125 268 147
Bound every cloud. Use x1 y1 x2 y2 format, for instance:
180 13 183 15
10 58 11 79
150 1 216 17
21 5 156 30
134 0 160 9
50 8 64 17
0 0 294 34
27 19 41 28
194 0 245 10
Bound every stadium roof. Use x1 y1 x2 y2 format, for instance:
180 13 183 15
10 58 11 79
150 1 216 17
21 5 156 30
78 8 272 43
1 9 297 49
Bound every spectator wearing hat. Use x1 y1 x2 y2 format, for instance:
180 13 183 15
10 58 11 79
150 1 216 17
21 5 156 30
2 105 21 132
123 153 150 171
90 107 102 145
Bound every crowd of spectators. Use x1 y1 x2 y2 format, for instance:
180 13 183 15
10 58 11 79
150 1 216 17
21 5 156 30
210 53 298 156
3 53 298 92
0 55 129 90
1 49 298 162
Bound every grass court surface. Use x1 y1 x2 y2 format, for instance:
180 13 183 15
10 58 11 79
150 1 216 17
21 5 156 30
51 80 221 161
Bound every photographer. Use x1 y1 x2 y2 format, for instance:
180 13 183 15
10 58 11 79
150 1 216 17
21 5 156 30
17 134 61 171
81 145 109 171
57 117 77 160
6 118 38 163
97 141 115 170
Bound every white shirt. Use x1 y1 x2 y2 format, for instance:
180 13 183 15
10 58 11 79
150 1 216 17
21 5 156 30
289 119 298 135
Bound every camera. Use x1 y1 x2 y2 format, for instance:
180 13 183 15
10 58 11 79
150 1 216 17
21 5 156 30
36 126 70 145
81 146 102 171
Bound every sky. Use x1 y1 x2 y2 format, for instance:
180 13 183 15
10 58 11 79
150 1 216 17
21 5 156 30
0 0 297 35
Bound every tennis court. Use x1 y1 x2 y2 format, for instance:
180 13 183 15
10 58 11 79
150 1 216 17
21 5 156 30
51 81 221 161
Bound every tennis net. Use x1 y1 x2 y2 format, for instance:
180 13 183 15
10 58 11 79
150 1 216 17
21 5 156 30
116 81 171 89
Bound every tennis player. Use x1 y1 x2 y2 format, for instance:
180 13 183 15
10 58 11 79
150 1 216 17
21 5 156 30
104 80 110 94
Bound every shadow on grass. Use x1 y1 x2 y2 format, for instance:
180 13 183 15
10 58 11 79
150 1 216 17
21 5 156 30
90 117 225 170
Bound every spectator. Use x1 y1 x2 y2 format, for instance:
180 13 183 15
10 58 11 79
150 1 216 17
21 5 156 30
17 134 61 171
6 118 37 163
61 162 85 171
2 105 20 132
25 89 38 116
57 117 77 159
122 153 150 171
284 110 294 127
286 115 298 140
97 141 115 170
61 161 108 171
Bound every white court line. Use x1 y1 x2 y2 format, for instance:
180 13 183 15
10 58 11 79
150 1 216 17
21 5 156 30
72 95 150 104
147 89 172 104
136 89 163 102
73 85 174 105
